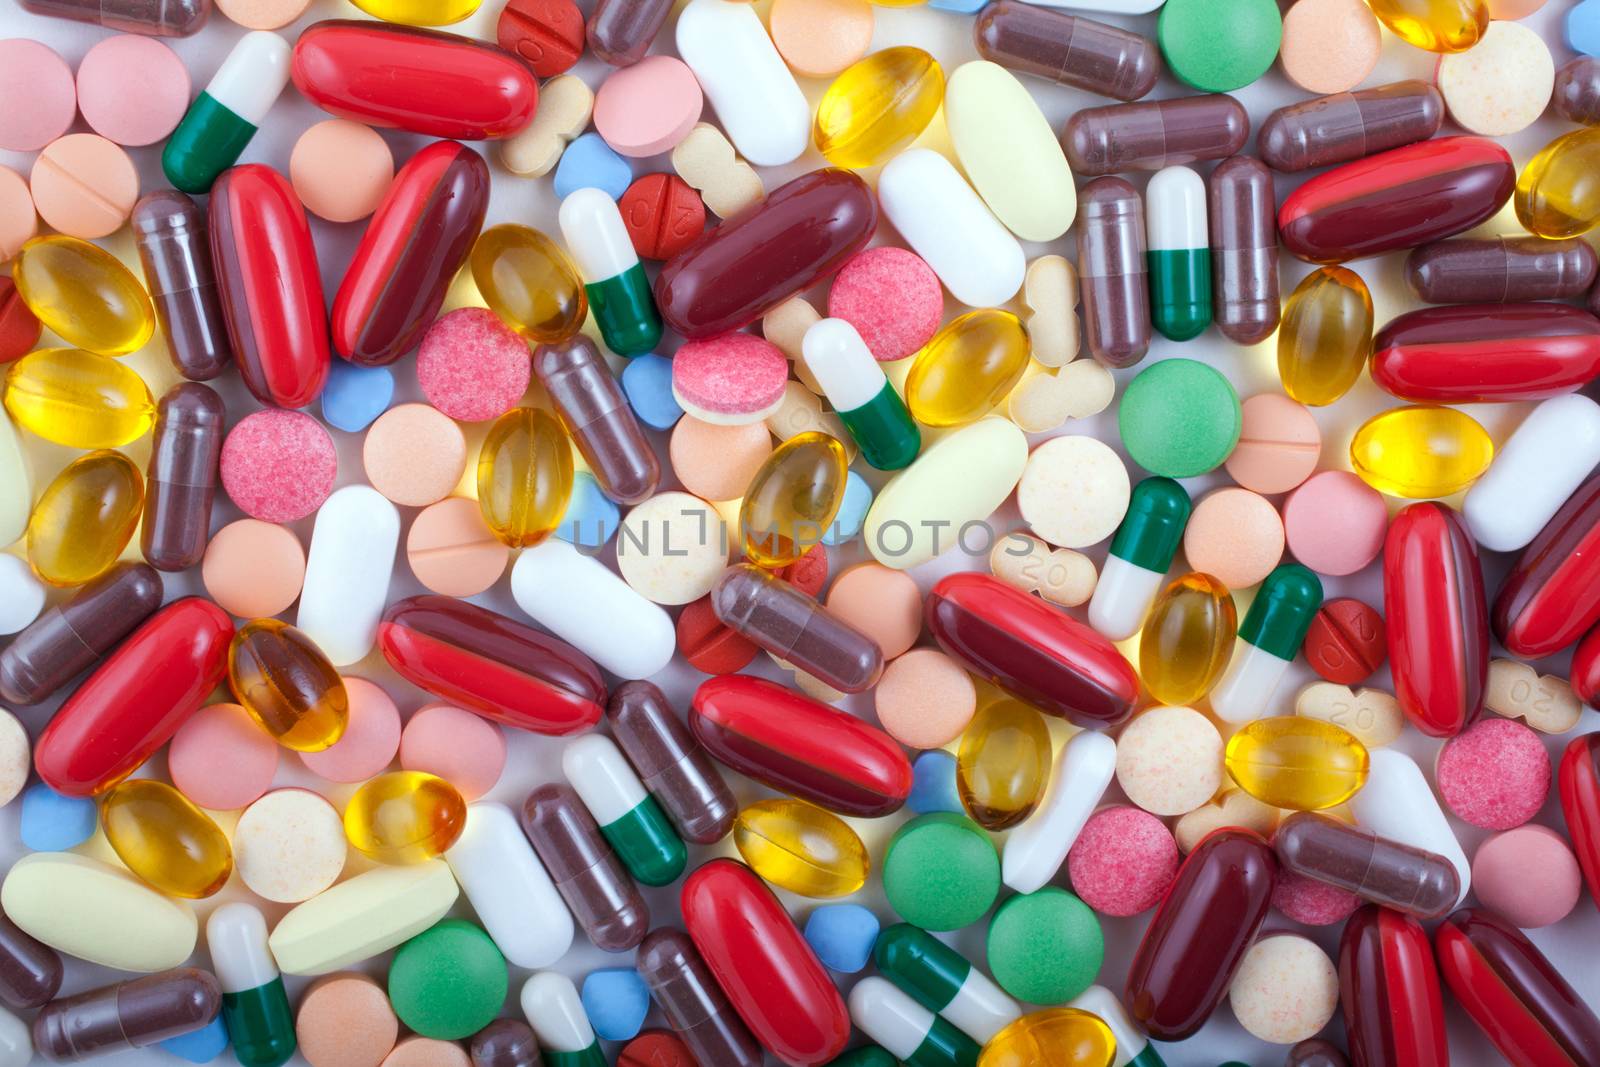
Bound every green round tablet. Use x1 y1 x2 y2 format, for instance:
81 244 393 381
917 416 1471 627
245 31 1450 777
1158 0 1282 93
986 888 1103 1005
387 919 508 1040
1118 358 1241 478
882 813 1000 932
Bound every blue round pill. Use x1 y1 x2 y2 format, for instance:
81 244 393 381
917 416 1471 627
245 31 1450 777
907 750 962 816
554 471 621 549
803 903 881 974
554 133 633 201
20 782 97 852
621 353 683 431
320 359 394 433
581 968 650 1042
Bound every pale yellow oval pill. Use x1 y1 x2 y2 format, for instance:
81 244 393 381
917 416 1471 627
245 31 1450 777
0 709 29 807
1 852 197 972
269 861 460 976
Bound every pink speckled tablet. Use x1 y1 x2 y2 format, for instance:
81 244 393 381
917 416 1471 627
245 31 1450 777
407 496 509 597
1283 470 1388 577
1225 394 1321 496
300 677 401 783
827 564 923 661
203 519 307 618
221 410 338 523
417 307 531 423
1279 0 1381 95
76 36 190 147
400 704 508 801
1067 805 1179 917
0 41 75 153
1471 825 1581 928
0 166 37 262
827 247 944 362
593 55 703 158
290 120 394 224
874 649 978 749
671 333 789 425
169 703 280 811
668 417 772 502
1272 869 1360 926
1435 717 1551 830
30 134 138 240
297 973 399 1067
363 403 467 508
1183 487 1284 590
383 1037 469 1067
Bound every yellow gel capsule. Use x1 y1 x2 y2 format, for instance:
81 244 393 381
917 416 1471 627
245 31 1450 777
347 0 480 24
957 697 1051 831
4 349 156 449
1515 128 1600 240
13 236 156 357
733 798 869 898
739 430 848 567
228 619 350 752
1350 405 1493 498
1224 716 1369 811
813 47 944 168
27 449 144 587
1278 266 1373 408
470 224 587 344
344 771 468 864
979 1008 1116 1067
101 779 233 899
1366 0 1487 52
1140 572 1237 708
477 406 576 548
905 309 1030 427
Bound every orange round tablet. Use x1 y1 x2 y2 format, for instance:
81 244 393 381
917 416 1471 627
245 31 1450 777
874 648 977 749
826 563 923 660
202 520 307 618
297 973 399 1067
382 1037 469 1067
1280 0 1381 95
216 0 313 28
770 0 875 79
290 120 395 223
1183 487 1285 590
363 403 468 507
669 416 773 502
1225 394 1322 496
406 496 509 597
29 134 138 239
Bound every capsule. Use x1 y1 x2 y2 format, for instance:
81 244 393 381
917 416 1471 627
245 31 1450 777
1560 733 1600 918
1554 56 1600 125
0 563 162 707
1275 812 1459 920
586 0 673 66
906 310 1030 426
16 0 207 35
1210 564 1323 725
141 383 223 572
1088 477 1190 641
562 735 685 888
636 927 763 1067
1277 267 1373 407
875 924 1020 1045
1576 626 1600 708
1376 303 1600 403
0 913 62 1012
801 319 919 471
606 681 736 846
101 780 232 899
1351 749 1470 906
1287 1040 1349 1067
1002 731 1115 896
848 977 980 1067
1495 473 1600 659
558 188 662 356
469 1020 541 1067
1224 717 1368 811
814 47 944 169
979 1009 1115 1067
1350 406 1493 498
1144 166 1210 343
733 799 867 898
973 0 1158 102
1068 986 1167 1067
1064 94 1248 176
711 564 883 693
1366 0 1485 51
1207 156 1279 346
1516 127 1600 239
131 191 233 381
1338 906 1447 1067
520 783 649 952
163 33 291 194
739 432 848 568
12 236 155 357
351 0 478 24
445 803 575 970
477 407 576 548
344 771 467 864
470 225 587 344
520 973 605 1067
27 450 144 587
1139 573 1235 706
1076 177 1150 368
4 349 155 449
206 903 295 1067
228 619 349 752
1257 81 1444 174
33 969 221 1062
1405 236 1598 305
534 336 660 505
956 698 1050 831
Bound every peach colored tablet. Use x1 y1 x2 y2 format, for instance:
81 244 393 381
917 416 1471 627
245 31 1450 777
770 0 874 79
0 166 37 262
233 788 347 903
299 677 402 783
826 563 923 661
400 704 508 801
1282 470 1389 577
76 36 191 147
594 56 704 157
291 120 394 224
297 973 399 1067
203 519 307 618
0 40 75 153
29 134 139 240
168 703 280 811
874 649 978 749
1225 394 1322 496
668 416 772 502
382 1037 469 1067
1279 0 1381 95
363 403 468 508
406 496 509 597
1183 487 1285 590
1488 0 1545 15
217 0 312 28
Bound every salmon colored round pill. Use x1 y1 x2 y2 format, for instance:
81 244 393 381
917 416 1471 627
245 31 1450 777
1183 487 1285 590
1303 597 1386 685
875 648 978 749
0 40 75 153
233 787 347 903
669 416 772 501
594 56 703 158
202 519 307 619
0 277 41 364
1278 0 1381 95
619 1031 697 1067
363 403 468 508
1225 394 1322 496
168 703 280 811
297 973 400 1067
215 0 309 26
406 496 509 597
676 595 759 675
75 36 190 148
382 1037 468 1067
0 166 38 263
399 703 507 801
769 0 874 78
1282 470 1388 577
300 677 403 783
620 174 706 261
29 134 139 241
290 120 395 224
497 0 584 77
826 563 923 661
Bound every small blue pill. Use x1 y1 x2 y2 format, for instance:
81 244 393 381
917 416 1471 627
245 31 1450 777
320 359 395 433
20 782 98 852
581 968 650 1043
823 470 873 546
907 750 962 816
803 904 881 974
621 353 683 431
555 471 621 549
554 134 633 201
159 1012 229 1063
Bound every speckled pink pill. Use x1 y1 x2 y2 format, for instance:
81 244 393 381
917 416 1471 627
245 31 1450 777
168 703 280 811
671 333 789 425
1283 470 1388 577
1067 805 1179 917
1436 717 1551 830
416 307 531 423
593 55 703 158
827 247 944 362
76 36 191 147
0 40 75 153
221 409 338 523
1272 869 1360 926
299 677 401 783
399 704 508 801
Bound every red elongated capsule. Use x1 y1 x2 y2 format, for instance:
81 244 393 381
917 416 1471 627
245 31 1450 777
1338 906 1448 1067
1573 625 1600 707
1559 733 1600 918
1494 473 1600 659
1371 304 1600 404
1383 503 1487 738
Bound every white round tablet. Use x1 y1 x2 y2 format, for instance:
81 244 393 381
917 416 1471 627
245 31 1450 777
1228 933 1340 1044
233 788 348 903
0 555 45 635
614 491 730 605
1016 435 1131 549
1437 21 1554 136
0 709 29 807
1115 705 1224 817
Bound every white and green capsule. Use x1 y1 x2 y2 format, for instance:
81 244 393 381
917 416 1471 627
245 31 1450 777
873 924 1020 1044
802 318 920 471
522 973 606 1067
1146 165 1211 342
558 187 662 356
206 903 296 1067
162 31 291 194
1088 476 1191 640
1070 985 1168 1067
562 734 686 887
1211 563 1324 724
848 977 982 1067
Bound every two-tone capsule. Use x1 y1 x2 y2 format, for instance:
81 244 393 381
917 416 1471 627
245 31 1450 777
1146 166 1210 342
1088 476 1191 640
1211 564 1324 724
163 32 292 193
560 734 686 888
1069 985 1169 1067
801 319 919 471
521 973 606 1067
557 188 661 356
848 977 982 1067
875 924 1021 1044
1076 177 1150 368
206 903 295 1067
1208 156 1279 345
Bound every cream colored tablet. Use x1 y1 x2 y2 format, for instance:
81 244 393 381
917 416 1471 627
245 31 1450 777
1 853 197 972
269 861 460 976
501 75 594 179
1016 436 1130 549
0 709 28 807
615 492 730 605
233 788 348 904
1007 361 1115 434
1022 256 1079 368
1115 705 1224 817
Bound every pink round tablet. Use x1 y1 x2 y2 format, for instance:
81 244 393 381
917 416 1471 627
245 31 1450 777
417 307 531 423
827 247 943 362
299 677 402 783
0 40 75 153
382 1037 469 1067
400 704 508 801
1067 805 1179 917
1183 487 1284 590
873 649 977 749
1435 717 1551 830
1471 824 1580 928
826 563 923 661
202 519 306 618
1279 0 1381 95
671 333 789 426
30 134 139 240
290 120 394 224
1225 394 1322 495
593 55 703 158
76 36 190 147
406 496 509 597
1283 470 1388 577
0 166 37 262
168 703 280 811
297 973 399 1067
1272 869 1360 926
221 410 338 523
363 403 467 508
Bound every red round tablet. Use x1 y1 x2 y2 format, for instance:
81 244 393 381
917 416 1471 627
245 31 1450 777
1303 597 1386 685
497 0 584 77
621 173 707 261
677 596 758 676
779 543 829 599
618 1030 698 1067
0 276 41 363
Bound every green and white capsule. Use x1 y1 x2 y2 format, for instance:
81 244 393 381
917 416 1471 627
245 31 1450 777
558 187 662 357
1146 165 1211 342
1088 476 1191 640
522 973 605 1067
162 31 291 194
848 977 982 1067
1211 563 1324 724
1070 985 1168 1067
206 902 296 1067
561 734 686 887
802 318 920 471
874 924 1020 1044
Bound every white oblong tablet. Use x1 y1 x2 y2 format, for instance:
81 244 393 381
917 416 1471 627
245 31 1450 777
1002 730 1116 894
879 148 1026 308
445 803 574 969
297 485 400 666
1463 394 1600 553
1350 748 1470 906
511 539 675 679
268 861 459 976
676 0 809 166
1 852 197 972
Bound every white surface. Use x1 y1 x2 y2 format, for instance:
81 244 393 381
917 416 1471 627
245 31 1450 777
1 0 1599 1065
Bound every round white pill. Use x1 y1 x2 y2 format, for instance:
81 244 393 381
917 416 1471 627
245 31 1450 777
1436 21 1554 136
1115 705 1224 817
614 491 730 605
1016 435 1130 549
233 788 347 903
0 709 29 807
1228 933 1340 1044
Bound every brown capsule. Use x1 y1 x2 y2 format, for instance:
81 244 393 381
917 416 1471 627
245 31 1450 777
1287 1039 1350 1067
131 190 233 381
607 680 737 845
533 336 660 506
142 382 224 572
711 564 883 694
973 0 1160 102
1405 236 1599 304
586 0 672 66
1208 155 1280 346
1076 176 1150 368
1258 81 1444 173
0 911 62 1011
1063 94 1248 176
635 927 763 1067
0 562 163 706
470 1019 544 1067
1555 56 1600 126
33 969 221 1060
520 783 649 952
1275 812 1459 920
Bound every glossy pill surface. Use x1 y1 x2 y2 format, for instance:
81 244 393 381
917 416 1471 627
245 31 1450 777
477 407 576 548
1258 81 1444 173
906 310 1030 427
1076 176 1150 369
979 1008 1116 1067
1224 717 1369 810
27 450 144 587
734 798 869 897
1208 154 1280 346
520 783 649 952
1275 811 1459 919
1140 573 1235 706
142 382 224 573
814 47 944 168
1350 406 1493 498
1370 303 1600 404
1494 473 1600 659
33 969 221 1060
1338 906 1448 1067
101 779 232 899
4 348 155 449
13 235 155 356
1405 236 1598 304
1065 94 1248 176
228 619 349 752
974 0 1160 102
607 680 735 845
351 0 480 24
1278 267 1372 407
470 224 586 344
345 771 467 864
1515 127 1600 239
534 336 660 506
740 431 848 568
712 564 884 694
957 697 1051 831
1367 0 1486 51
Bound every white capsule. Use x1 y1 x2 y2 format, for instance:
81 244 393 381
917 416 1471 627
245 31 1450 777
1350 748 1470 906
803 319 888 412
511 539 674 679
1464 393 1600 553
676 0 809 166
941 969 1021 1045
562 735 648 826
206 902 278 994
1086 555 1165 641
445 804 574 969
297 485 399 666
1069 985 1151 1067
558 187 639 286
1146 165 1208 253
522 972 598 1053
0 556 45 636
849 976 940 1061
1002 730 1116 895
1209 636 1291 724
207 31 291 125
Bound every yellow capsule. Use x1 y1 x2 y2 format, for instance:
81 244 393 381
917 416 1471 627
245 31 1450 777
733 798 869 898
477 407 576 547
4 349 156 449
957 697 1051 831
979 1009 1116 1067
813 47 945 168
227 619 350 752
470 224 587 344
1350 405 1493 498
1366 0 1487 52
347 0 479 24
27 450 144 587
1224 716 1369 811
1140 572 1237 707
906 310 1030 427
1278 266 1373 408
739 430 848 567
101 779 233 899
344 771 467 864
1515 128 1600 240
13 236 156 357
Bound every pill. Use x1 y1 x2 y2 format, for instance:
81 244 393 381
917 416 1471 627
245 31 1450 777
225 619 341 750
1274 870 1359 926
990 532 1097 609
1465 394 1600 553
129 200 223 375
1183 488 1284 590
18 783 96 853
1471 825 1582 929
1225 394 1321 495
0 557 43 637
620 174 705 261
594 55 702 157
1302 598 1386 686
1157 0 1281 93
1227 934 1339 1045
1486 657 1582 734
1277 0 1380 94
1119 358 1240 477
617 1031 696 1067
200 520 304 620
1065 94 1250 176
360 403 468 508
299 676 401 783
1435 717 1551 830
404 497 507 598
0 40 75 152
76 36 189 147
614 492 727 605
1296 682 1404 749
1173 788 1281 854
28 449 144 587
385 1038 468 1067
676 0 809 167
387 920 505 1042
1368 0 1487 51
621 353 682 430
907 309 1029 427
233 788 347 904
164 32 292 194
400 704 507 802
497 0 583 76
1282 471 1387 577
499 74 593 179
667 418 769 504
0 172 40 279
217 0 311 28
1019 256 1080 368
1115 705 1225 817
1436 20 1553 136
1351 749 1471 904
974 0 1160 101
296 973 399 1067
581 969 650 1044
1 853 196 973
1014 435 1130 550
101 778 232 899
271 861 460 977
672 333 789 425
220 410 337 524
168 703 279 811
1066 805 1179 917
670 123 764 220
986 887 1103 1005
1555 55 1600 123
770 0 873 77
290 120 394 224
879 148 1025 309
520 784 649 953
827 246 943 363
13 235 155 357
883 813 1000 933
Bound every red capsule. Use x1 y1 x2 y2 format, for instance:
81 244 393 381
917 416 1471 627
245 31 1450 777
1338 906 1448 1067
680 859 849 1067
34 598 233 797
1559 733 1600 918
291 20 538 140
690 675 911 818
1494 473 1600 659
1573 625 1600 707
1371 304 1600 404
1435 909 1600 1067
333 140 490 367
926 571 1138 729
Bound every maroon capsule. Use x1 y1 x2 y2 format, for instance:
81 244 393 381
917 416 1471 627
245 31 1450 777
1076 176 1150 369
635 927 764 1067
711 564 884 694
469 1019 543 1067
520 783 649 953
131 190 232 381
1339 907 1448 1067
973 0 1160 101
1063 93 1248 176
1406 236 1599 304
1258 81 1444 173
1371 303 1600 404
607 680 736 845
1287 1040 1349 1067
17 0 208 35
1275 812 1459 920
532 337 659 506
33 969 221 1061
587 0 672 66
1555 56 1600 125
1208 155 1280 346
0 911 62 1011
142 382 224 572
